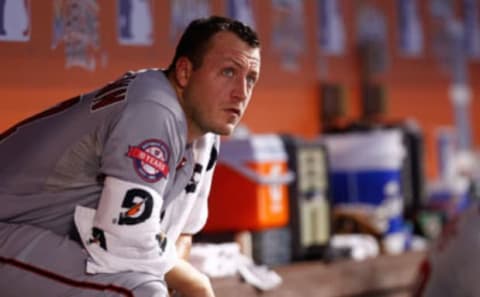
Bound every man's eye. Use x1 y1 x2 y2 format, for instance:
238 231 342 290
222 68 234 77
247 75 257 86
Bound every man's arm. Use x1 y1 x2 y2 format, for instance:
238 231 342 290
165 234 215 297
165 135 219 297
74 98 187 277
175 234 193 260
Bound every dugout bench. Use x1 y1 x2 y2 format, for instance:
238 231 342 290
211 251 425 297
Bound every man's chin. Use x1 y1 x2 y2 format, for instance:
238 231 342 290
212 124 236 136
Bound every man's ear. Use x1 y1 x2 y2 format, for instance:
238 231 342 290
174 57 193 88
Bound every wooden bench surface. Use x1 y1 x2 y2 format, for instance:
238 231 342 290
211 251 426 297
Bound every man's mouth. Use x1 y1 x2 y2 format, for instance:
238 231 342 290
225 108 241 117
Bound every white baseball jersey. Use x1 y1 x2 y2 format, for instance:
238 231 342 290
0 69 219 283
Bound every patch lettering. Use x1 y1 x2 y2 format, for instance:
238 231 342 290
127 139 170 182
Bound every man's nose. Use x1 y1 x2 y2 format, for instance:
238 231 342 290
232 77 249 102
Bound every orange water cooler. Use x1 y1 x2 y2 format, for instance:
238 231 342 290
204 134 294 232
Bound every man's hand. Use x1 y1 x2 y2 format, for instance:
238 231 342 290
165 234 215 297
165 258 215 297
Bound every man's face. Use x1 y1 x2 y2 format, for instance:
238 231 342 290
182 31 261 136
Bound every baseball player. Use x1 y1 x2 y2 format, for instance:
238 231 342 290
0 16 261 297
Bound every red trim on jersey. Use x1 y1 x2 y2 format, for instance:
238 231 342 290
412 258 431 297
176 157 187 170
0 256 133 297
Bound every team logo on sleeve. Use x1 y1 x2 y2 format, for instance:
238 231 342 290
118 188 154 225
127 139 170 182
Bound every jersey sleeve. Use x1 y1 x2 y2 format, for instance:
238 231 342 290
101 100 185 192
181 134 220 234
74 98 187 276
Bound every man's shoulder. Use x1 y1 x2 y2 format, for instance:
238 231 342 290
125 69 183 116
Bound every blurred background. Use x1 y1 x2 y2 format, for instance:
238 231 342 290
1 0 479 178
1 0 480 296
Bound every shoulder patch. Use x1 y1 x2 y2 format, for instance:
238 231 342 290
127 139 170 182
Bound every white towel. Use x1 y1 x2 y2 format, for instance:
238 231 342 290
74 176 176 276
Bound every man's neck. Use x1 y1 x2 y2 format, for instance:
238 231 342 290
166 72 203 145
